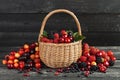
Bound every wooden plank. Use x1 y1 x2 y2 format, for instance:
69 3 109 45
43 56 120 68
0 0 120 13
0 64 120 80
0 32 120 46
0 14 120 32
0 32 38 40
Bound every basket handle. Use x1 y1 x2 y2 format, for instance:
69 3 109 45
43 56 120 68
38 9 82 42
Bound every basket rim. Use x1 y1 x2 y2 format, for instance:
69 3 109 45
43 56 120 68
38 40 82 46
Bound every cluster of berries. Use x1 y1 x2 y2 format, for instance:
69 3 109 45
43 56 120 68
2 42 41 73
2 42 116 77
53 43 116 77
78 43 116 76
40 30 85 43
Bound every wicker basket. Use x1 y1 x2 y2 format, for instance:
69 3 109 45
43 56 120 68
38 9 82 68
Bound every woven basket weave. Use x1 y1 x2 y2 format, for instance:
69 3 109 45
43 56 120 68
38 9 82 68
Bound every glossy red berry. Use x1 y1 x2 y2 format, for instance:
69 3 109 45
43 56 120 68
79 56 87 62
59 37 64 43
61 30 67 35
68 36 74 42
62 34 68 38
7 63 14 69
88 56 96 62
35 63 41 69
54 33 59 39
90 47 97 55
111 56 116 61
99 66 107 73
103 61 109 67
84 71 90 77
64 38 71 43
83 52 90 57
107 50 114 57
96 51 102 57
9 55 15 60
53 39 59 43
83 43 89 50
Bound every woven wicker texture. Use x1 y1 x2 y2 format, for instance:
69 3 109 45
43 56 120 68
38 9 82 68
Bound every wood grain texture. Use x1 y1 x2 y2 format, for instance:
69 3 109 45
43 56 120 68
0 13 120 32
0 60 120 80
0 13 120 46
1 32 120 46
0 0 120 13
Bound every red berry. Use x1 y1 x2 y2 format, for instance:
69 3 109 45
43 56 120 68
10 51 15 56
111 56 116 61
68 36 74 42
19 64 25 69
24 44 29 49
107 50 114 57
100 50 107 58
61 30 67 35
99 66 107 73
14 63 19 68
83 52 90 57
30 43 36 49
53 39 59 43
103 61 109 67
83 43 89 50
40 37 49 42
64 38 71 43
91 61 97 66
35 63 41 69
86 61 91 66
7 63 14 69
49 39 53 43
9 55 15 60
96 51 102 57
18 49 25 55
84 71 90 77
54 33 59 39
62 34 68 38
88 56 96 62
2 60 7 65
90 47 98 55
59 37 64 43
79 56 87 62
98 63 104 68
105 56 110 61
15 52 21 58
54 71 60 76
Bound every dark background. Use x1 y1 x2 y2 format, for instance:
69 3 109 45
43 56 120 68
0 0 120 50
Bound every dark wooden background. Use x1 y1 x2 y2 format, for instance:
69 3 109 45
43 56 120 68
0 0 120 53
0 1 120 80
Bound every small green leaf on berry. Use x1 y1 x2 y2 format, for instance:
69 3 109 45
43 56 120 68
42 31 48 37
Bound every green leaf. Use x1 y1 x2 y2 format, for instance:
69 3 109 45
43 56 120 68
73 32 86 41
42 30 48 37
73 32 78 38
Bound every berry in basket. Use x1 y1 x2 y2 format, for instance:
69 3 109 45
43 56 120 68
40 30 85 43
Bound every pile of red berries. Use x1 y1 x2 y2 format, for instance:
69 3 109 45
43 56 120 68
2 42 41 72
54 43 116 77
78 43 116 76
40 30 85 43
2 42 116 77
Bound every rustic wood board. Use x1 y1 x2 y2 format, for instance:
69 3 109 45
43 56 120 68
0 0 120 13
0 60 120 80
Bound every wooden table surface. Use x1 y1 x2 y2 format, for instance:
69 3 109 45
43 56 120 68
0 46 120 80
